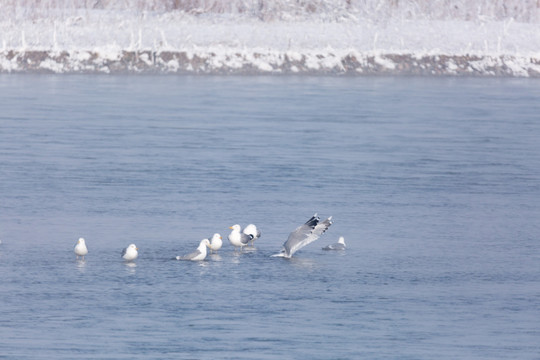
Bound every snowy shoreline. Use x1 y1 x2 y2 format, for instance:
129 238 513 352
2 2 540 76
2 49 540 76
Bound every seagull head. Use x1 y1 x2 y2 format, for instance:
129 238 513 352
200 239 211 248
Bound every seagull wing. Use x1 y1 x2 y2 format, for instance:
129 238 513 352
281 214 332 257
241 232 253 245
179 249 202 261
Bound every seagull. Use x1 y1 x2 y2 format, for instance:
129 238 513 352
74 237 88 260
176 239 211 261
322 236 346 250
209 233 223 253
272 214 333 258
228 224 253 251
121 244 139 261
243 224 261 245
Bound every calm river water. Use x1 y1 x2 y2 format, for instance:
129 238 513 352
1 75 539 359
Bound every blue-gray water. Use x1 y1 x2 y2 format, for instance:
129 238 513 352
1 75 539 359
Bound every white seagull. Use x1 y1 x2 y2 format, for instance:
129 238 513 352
228 224 252 251
272 214 333 258
121 244 139 261
243 224 261 245
176 239 211 261
74 237 88 260
322 236 346 250
209 233 223 253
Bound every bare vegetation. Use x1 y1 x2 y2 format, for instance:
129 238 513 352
2 0 539 22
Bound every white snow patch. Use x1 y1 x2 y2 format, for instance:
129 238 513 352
286 51 303 62
255 60 273 72
166 59 179 71
374 55 396 70
69 50 91 62
39 58 64 73
139 53 153 66
320 53 343 71
502 57 531 77
304 54 321 70
447 59 458 72
0 55 19 72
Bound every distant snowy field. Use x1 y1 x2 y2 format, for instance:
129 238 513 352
1 1 540 76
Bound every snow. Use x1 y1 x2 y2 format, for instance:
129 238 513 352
1 1 540 76
374 55 396 70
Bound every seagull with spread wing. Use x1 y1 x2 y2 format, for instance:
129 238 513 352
272 214 333 258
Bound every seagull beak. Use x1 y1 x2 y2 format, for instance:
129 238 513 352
220 236 222 239
229 226 233 229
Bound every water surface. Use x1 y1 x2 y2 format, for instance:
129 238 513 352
1 75 539 359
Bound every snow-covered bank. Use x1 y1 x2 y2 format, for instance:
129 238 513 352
1 2 540 76
2 50 540 76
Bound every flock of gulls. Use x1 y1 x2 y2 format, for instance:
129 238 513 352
73 213 346 262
